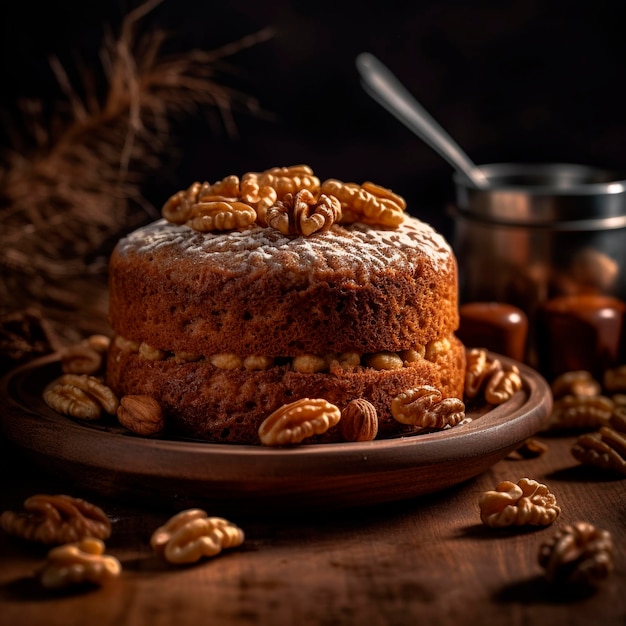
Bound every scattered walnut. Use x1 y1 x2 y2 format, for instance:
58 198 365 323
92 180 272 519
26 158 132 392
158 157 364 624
266 189 341 236
507 437 549 460
603 365 626 393
340 399 378 442
150 509 244 565
548 394 613 431
551 370 602 399
320 178 405 227
43 374 119 420
571 415 626 475
0 494 111 545
39 538 121 589
258 398 341 446
117 395 165 436
538 522 614 587
479 478 561 528
391 386 466 429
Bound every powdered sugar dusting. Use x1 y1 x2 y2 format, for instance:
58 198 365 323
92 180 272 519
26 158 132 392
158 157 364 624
117 216 453 275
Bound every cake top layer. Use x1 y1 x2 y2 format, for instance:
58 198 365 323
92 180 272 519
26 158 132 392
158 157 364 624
116 215 453 276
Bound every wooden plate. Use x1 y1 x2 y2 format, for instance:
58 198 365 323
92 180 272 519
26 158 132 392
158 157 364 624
0 353 552 512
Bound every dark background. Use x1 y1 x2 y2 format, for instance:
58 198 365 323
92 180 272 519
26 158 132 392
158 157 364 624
1 0 625 238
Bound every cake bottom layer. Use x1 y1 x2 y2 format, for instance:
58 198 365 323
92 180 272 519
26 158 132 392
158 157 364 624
106 337 466 444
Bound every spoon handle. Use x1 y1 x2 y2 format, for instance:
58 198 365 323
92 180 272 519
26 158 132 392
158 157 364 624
356 52 488 189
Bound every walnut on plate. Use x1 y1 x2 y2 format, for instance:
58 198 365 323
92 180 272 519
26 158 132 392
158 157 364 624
117 395 165 436
258 398 341 446
43 374 119 420
39 538 121 589
340 399 378 442
479 478 561 528
538 521 614 587
391 386 465 430
0 494 111 545
150 509 244 565
464 348 522 405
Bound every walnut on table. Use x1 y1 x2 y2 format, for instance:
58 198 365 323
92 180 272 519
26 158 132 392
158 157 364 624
150 509 244 565
0 494 111 545
547 394 614 431
538 521 614 587
550 370 602 399
479 478 561 528
571 406 626 475
39 538 121 589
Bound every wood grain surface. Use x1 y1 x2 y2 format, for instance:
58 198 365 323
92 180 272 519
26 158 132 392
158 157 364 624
0 428 624 626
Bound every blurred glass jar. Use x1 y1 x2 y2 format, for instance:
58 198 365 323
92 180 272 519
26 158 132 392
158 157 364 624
451 163 626 366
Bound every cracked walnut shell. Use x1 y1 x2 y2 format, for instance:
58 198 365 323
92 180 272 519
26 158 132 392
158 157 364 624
258 398 341 446
340 399 378 442
0 494 111 545
117 395 165 436
479 478 561 528
150 509 244 565
538 522 614 587
39 538 121 589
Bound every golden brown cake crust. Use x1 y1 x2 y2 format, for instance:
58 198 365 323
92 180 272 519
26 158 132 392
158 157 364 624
108 217 459 357
106 335 466 444
106 212 465 444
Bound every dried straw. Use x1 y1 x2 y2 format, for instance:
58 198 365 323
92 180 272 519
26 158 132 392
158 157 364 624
0 0 271 361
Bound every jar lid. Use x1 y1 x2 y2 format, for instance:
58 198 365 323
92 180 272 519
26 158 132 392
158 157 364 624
454 163 626 230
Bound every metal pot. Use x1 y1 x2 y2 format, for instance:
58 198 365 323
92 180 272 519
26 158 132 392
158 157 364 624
451 163 626 316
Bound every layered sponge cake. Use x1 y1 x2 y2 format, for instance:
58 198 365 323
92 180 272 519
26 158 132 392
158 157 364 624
106 165 465 444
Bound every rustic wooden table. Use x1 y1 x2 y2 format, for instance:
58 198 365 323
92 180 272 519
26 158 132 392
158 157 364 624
0 430 624 626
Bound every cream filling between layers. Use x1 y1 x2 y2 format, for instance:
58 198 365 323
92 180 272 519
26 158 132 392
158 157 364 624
113 334 453 373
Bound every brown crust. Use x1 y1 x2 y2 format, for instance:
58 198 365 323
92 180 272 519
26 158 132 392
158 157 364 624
107 219 459 357
106 336 466 444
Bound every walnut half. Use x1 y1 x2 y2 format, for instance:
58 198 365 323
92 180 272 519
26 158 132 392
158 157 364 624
39 538 121 589
258 398 341 446
538 521 614 587
479 478 561 528
0 494 111 545
150 509 244 565
391 386 466 429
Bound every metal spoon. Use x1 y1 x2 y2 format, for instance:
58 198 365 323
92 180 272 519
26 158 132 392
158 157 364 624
356 52 489 189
